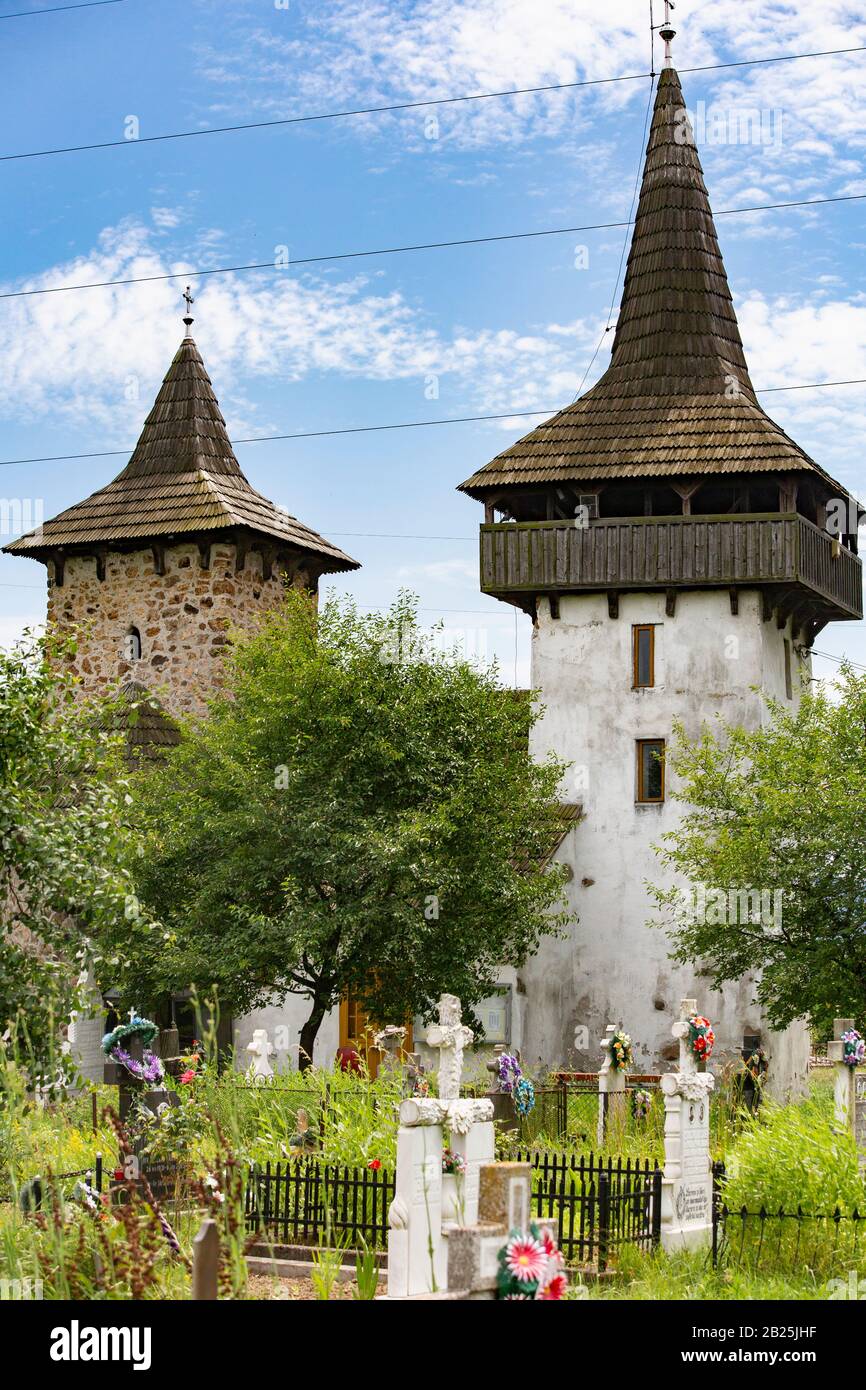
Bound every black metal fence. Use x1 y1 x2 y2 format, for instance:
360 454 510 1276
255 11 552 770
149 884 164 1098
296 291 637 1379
244 1159 395 1250
711 1161 866 1276
516 1149 662 1271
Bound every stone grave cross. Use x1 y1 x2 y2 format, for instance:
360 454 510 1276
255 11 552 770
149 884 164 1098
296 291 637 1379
387 994 494 1298
659 998 715 1250
827 1017 866 1170
426 994 474 1100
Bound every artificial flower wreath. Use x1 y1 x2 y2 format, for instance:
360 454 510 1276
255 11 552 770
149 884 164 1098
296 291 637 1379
687 1013 715 1062
101 1015 164 1085
496 1223 568 1300
609 1029 633 1072
496 1053 522 1094
514 1076 536 1116
841 1029 865 1067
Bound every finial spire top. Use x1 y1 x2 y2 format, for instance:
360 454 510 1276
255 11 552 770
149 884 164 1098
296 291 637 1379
659 0 676 67
182 284 195 334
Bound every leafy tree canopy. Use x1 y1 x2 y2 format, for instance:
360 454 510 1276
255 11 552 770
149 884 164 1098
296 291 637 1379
115 591 573 1067
0 634 143 1075
649 668 866 1038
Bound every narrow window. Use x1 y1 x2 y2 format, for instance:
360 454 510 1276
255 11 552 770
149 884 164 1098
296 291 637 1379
636 738 665 803
123 626 142 662
633 625 655 688
783 638 793 700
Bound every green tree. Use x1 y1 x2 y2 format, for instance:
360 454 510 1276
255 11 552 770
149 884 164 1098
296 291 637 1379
649 667 866 1036
0 633 144 1075
117 592 572 1068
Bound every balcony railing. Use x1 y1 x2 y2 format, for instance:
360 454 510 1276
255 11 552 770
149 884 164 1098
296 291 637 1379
479 513 862 621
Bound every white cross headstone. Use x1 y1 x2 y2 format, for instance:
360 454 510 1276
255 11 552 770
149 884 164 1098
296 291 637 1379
659 999 714 1250
597 1022 627 1148
386 994 494 1298
426 994 474 1101
246 1029 275 1082
828 1018 866 1170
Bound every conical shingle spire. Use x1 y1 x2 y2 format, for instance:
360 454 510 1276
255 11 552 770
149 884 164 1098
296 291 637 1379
459 67 842 497
117 334 246 481
605 67 756 403
4 332 358 571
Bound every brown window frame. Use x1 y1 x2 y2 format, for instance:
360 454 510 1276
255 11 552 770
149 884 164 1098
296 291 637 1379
636 738 666 803
632 624 656 688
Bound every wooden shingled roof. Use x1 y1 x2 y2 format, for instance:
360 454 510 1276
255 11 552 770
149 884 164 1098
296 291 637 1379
459 67 844 499
4 334 359 570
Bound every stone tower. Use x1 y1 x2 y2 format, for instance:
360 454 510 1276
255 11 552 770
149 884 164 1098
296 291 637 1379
4 318 358 716
458 65 862 1094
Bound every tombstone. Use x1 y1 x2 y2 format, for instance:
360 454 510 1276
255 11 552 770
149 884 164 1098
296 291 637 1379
739 1032 765 1113
246 1028 275 1082
386 995 495 1298
827 1018 866 1170
597 1023 628 1149
289 1107 318 1153
447 1163 541 1297
102 1013 179 1127
404 1051 428 1099
373 1024 406 1081
485 1046 519 1133
659 999 714 1250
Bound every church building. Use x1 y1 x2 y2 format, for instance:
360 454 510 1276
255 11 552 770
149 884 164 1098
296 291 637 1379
458 54 862 1093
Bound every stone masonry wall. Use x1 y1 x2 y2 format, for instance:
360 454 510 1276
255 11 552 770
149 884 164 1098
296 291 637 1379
47 541 306 716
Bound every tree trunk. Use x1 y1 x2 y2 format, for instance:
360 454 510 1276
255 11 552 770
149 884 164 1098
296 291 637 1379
298 1003 327 1073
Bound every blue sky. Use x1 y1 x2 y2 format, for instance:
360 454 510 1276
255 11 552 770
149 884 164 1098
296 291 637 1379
1 0 865 685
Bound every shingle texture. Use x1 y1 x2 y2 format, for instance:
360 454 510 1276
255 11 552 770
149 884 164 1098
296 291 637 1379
4 335 358 569
459 68 842 498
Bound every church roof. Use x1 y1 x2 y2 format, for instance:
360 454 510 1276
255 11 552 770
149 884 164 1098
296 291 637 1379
459 67 843 499
4 334 359 570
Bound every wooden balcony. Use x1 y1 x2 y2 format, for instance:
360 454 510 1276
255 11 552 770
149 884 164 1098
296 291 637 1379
480 513 862 629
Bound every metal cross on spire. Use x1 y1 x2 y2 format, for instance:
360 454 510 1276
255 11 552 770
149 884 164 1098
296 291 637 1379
182 284 195 333
659 0 676 68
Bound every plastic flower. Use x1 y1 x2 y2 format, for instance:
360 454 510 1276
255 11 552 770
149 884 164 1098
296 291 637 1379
537 1271 568 1300
540 1227 563 1264
179 1069 196 1084
368 1158 382 1171
505 1234 546 1283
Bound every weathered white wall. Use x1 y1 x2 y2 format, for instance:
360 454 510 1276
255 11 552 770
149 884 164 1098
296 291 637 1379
233 998 340 1073
523 587 810 1099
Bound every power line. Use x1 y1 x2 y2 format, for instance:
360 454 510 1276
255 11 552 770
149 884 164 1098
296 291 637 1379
812 648 866 672
0 376 864 469
0 0 126 18
3 192 864 305
2 44 865 163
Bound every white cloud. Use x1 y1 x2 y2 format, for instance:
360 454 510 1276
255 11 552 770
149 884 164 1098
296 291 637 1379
1 214 864 498
194 0 866 209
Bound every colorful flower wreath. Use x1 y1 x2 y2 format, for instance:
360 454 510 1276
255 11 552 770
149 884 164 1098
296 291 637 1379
497 1223 568 1300
609 1029 633 1072
687 1014 715 1061
442 1147 467 1176
497 1053 523 1094
841 1029 865 1068
101 1015 164 1085
514 1076 535 1116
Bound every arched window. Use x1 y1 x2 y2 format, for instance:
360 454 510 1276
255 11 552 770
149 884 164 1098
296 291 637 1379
124 626 142 662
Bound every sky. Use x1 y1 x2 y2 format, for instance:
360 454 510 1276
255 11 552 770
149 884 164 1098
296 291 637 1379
0 0 864 687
